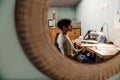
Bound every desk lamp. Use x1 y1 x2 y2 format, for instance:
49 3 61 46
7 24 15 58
99 23 108 43
100 23 109 40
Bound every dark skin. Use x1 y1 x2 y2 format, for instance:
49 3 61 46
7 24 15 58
63 25 72 35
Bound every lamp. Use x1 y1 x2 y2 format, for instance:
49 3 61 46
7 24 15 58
99 23 109 42
52 11 56 27
100 23 109 39
52 11 56 20
100 23 108 32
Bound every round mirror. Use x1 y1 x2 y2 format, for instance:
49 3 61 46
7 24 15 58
15 0 120 80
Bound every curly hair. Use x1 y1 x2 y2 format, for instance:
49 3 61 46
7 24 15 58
57 18 71 31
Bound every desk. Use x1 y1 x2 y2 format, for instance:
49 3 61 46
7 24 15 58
74 40 120 59
82 44 120 59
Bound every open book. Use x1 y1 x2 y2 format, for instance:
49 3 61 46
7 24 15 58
81 40 98 44
95 45 120 51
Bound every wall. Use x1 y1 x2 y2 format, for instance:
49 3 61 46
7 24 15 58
0 0 51 80
76 0 114 42
114 0 120 46
48 7 76 22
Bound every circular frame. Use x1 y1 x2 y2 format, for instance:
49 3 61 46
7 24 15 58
15 0 120 80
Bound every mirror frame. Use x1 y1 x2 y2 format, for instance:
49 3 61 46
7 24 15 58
15 0 120 80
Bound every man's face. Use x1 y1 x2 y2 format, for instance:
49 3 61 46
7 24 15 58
67 24 72 31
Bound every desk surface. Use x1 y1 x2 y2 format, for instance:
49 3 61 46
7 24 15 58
74 40 120 59
84 44 120 58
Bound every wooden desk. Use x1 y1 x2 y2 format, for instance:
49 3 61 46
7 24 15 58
82 43 120 59
74 40 120 59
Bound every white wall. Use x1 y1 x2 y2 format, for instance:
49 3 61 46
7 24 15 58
76 0 114 42
114 0 120 46
0 0 51 80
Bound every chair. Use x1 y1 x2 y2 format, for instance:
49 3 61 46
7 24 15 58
54 33 61 51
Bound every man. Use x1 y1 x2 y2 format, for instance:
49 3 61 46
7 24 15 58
57 18 93 63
